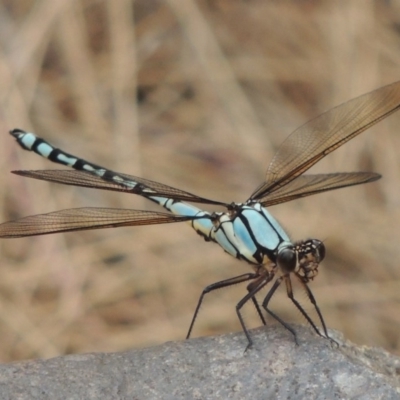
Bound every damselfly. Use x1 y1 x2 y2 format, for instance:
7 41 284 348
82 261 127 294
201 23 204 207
1 81 400 348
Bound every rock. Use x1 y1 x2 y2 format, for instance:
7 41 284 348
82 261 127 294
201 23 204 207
0 325 399 399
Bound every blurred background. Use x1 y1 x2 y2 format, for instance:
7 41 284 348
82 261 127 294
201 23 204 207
0 0 400 362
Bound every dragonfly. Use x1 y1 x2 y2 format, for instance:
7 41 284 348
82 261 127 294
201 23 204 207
1 81 400 349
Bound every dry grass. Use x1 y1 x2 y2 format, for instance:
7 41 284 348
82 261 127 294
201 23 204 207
0 0 400 362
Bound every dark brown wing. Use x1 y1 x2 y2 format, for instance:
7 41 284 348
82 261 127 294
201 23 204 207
12 170 226 206
0 208 202 238
256 172 380 206
250 81 400 200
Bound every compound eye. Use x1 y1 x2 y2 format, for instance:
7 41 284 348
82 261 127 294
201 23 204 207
277 247 296 272
312 240 325 262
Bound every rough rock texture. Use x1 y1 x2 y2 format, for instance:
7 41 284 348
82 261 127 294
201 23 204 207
0 325 399 400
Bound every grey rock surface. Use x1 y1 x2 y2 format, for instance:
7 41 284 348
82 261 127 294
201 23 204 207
0 325 399 400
